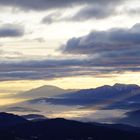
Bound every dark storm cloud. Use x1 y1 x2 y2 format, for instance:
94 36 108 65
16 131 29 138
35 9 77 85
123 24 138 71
0 24 24 38
0 0 123 11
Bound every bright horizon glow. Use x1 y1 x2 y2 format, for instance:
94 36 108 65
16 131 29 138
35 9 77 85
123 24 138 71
0 72 140 97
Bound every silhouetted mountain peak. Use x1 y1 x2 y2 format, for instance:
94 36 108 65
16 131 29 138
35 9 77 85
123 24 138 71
113 83 140 91
0 112 28 127
15 85 75 99
96 85 112 90
36 85 64 90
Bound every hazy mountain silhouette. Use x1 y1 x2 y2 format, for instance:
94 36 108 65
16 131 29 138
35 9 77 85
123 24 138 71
58 83 140 99
0 112 140 140
28 84 140 107
15 85 75 99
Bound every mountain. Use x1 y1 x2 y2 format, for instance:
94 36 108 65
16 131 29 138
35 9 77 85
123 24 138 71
0 112 28 127
14 85 75 99
28 83 140 107
116 110 140 127
59 83 140 99
0 113 140 140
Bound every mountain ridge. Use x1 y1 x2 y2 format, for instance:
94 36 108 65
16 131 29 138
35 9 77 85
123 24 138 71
0 112 140 140
27 83 140 107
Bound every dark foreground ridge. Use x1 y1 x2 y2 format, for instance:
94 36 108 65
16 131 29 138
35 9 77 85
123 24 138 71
0 112 140 140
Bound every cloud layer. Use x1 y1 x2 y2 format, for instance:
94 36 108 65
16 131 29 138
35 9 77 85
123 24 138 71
63 23 140 68
0 23 140 81
0 24 24 38
0 0 139 82
0 0 123 10
0 57 139 81
69 5 114 20
42 0 124 24
42 4 115 24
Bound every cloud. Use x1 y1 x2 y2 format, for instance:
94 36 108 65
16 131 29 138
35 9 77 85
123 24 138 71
0 0 123 11
42 12 63 24
0 57 139 81
63 23 140 68
120 6 140 16
0 59 97 81
63 23 140 54
0 23 140 81
42 5 115 24
0 24 24 38
68 5 115 21
34 37 46 43
42 1 123 24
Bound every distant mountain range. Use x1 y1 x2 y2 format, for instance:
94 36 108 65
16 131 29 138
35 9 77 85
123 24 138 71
0 112 140 140
28 84 140 110
14 85 75 99
3 83 140 128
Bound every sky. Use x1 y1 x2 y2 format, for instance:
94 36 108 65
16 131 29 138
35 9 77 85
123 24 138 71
0 0 140 104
